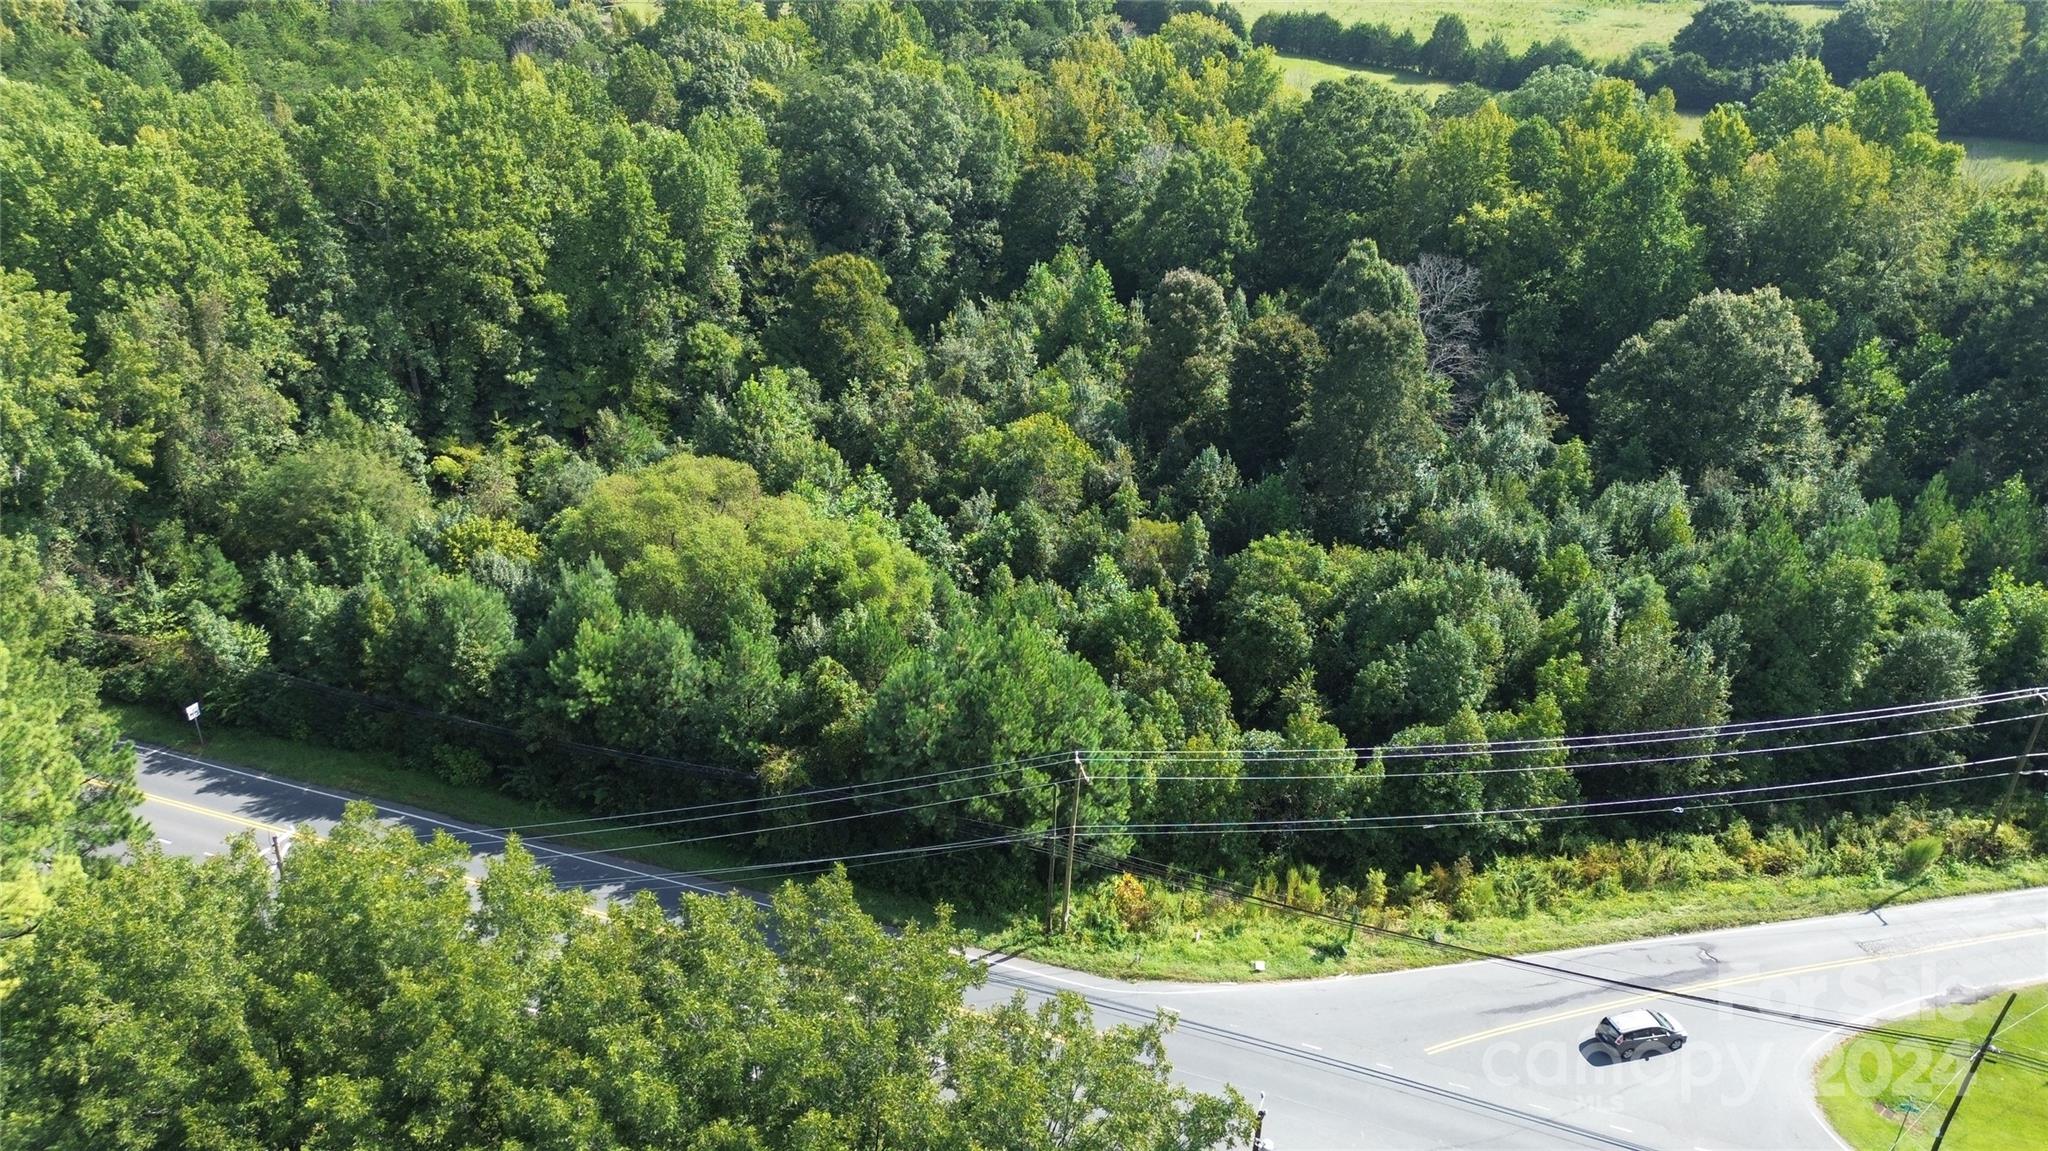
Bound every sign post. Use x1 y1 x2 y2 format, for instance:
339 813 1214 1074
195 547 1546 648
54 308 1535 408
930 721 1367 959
184 701 203 748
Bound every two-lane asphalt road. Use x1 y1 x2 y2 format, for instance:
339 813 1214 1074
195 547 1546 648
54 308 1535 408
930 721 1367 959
135 743 2048 1151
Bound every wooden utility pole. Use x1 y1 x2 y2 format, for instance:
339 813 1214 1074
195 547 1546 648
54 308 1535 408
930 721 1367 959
1045 821 1060 934
1928 992 2016 1151
1990 695 2046 835
1060 749 1088 933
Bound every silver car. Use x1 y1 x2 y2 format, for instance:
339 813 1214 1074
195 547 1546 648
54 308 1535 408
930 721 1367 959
1594 1008 1688 1060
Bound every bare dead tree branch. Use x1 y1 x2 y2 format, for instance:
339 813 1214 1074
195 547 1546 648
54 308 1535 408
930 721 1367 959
1404 253 1486 384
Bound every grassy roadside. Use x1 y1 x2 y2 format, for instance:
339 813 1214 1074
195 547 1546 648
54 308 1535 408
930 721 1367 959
980 863 2048 981
123 707 2046 983
117 705 937 924
1815 983 2048 1151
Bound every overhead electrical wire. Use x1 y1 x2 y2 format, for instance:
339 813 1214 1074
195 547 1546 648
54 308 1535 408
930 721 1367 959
1082 686 2047 762
478 751 1071 835
1023 833 2045 1062
459 689 2044 846
1076 757 2030 835
1076 772 2029 838
463 690 2043 894
1093 709 2048 781
541 775 1063 856
976 961 1662 1151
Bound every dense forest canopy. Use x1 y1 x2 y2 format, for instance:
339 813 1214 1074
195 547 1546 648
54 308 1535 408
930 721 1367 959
2 0 2047 913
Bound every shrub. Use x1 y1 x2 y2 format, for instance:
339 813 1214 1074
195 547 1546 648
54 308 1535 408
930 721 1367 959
1752 826 1811 876
1111 871 1157 933
1878 807 1934 846
1395 865 1430 906
1721 820 1759 868
1283 864 1327 913
430 742 492 786
1945 819 2029 865
1577 841 1622 885
1669 834 1743 883
1488 856 1555 917
1452 876 1498 921
1618 839 1671 891
1450 856 1476 901
1360 867 1389 911
1897 835 1944 880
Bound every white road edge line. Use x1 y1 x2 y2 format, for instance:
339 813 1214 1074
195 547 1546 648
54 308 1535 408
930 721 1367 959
140 744 729 898
1448 1081 1472 1091
1300 1042 1322 1051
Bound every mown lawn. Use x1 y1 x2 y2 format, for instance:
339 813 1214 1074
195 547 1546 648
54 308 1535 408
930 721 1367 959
1816 983 2048 1151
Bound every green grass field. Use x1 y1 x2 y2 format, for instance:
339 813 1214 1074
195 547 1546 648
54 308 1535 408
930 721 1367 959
1277 52 1459 101
1242 0 1837 59
1954 135 2048 184
1273 58 2047 181
1816 983 2048 1151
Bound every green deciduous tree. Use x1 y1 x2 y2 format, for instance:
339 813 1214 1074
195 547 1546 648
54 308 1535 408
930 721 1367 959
1247 77 1429 290
1226 309 1323 478
767 253 916 398
1110 145 1253 289
865 588 1130 833
1873 0 2025 120
778 63 1014 318
1591 287 1828 486
1126 268 1234 470
1297 241 1446 543
0 535 145 937
1671 0 1814 73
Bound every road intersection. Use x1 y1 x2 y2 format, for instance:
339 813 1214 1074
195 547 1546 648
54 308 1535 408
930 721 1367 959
134 743 2047 1150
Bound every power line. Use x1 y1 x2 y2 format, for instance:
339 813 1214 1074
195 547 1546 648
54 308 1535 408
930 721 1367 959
475 696 2043 847
1083 771 2028 838
1032 834 2036 1058
977 963 1659 1151
479 705 2033 849
1080 687 2045 761
478 751 1069 835
558 831 1043 894
1098 710 2047 781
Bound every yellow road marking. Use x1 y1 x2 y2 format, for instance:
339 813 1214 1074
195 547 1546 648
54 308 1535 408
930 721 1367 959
142 791 605 905
1423 926 2047 1054
143 790 290 835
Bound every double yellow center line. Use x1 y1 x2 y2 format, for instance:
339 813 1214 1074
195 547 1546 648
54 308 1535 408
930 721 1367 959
143 790 291 835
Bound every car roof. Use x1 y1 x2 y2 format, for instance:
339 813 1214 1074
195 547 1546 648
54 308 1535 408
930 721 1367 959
1604 1009 1666 1032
